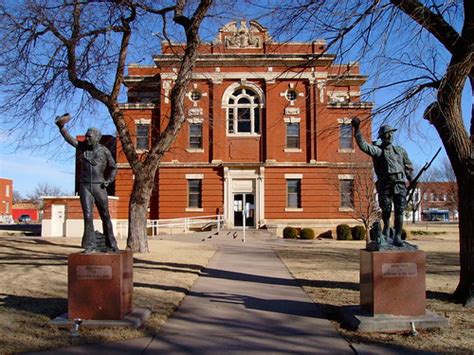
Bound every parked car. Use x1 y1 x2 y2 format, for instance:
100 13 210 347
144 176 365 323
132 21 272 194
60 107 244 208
18 214 32 223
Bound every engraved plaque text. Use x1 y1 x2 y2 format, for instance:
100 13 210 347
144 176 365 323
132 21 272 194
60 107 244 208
382 263 417 278
77 265 112 280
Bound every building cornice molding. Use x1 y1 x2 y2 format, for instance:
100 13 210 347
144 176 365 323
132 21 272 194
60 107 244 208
118 103 157 109
116 161 372 169
327 102 374 109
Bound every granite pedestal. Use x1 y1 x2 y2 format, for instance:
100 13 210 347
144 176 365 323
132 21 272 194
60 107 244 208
68 250 133 320
360 250 426 316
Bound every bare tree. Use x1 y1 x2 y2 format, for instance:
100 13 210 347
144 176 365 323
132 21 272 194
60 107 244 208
407 163 439 223
267 0 473 305
12 191 24 204
0 0 213 253
27 182 67 203
338 158 380 245
439 157 458 207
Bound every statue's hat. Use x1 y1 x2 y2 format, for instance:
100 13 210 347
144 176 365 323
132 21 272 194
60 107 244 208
378 125 397 138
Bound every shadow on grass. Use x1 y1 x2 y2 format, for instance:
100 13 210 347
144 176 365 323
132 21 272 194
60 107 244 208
133 257 203 274
0 293 67 318
133 282 189 294
297 279 360 291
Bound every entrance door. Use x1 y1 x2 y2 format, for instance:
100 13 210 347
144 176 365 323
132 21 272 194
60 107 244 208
233 193 255 227
51 204 66 237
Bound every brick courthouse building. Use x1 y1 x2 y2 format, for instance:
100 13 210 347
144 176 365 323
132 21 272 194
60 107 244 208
116 20 373 234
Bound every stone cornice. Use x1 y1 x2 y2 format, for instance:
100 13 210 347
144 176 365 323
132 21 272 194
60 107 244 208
327 102 374 109
153 53 335 67
118 103 157 109
327 75 368 85
116 161 372 169
124 71 329 86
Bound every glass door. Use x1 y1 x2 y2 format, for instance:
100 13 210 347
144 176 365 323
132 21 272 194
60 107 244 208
233 193 255 227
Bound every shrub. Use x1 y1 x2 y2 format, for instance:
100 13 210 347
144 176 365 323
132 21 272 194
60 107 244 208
336 224 352 240
351 225 366 240
283 226 298 239
318 230 333 239
300 228 315 240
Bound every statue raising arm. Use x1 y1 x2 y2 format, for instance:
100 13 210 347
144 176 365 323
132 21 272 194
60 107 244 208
351 116 382 158
55 113 78 147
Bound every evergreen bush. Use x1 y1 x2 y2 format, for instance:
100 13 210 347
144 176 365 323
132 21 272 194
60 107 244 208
283 226 298 239
336 224 352 240
300 228 315 240
318 230 333 239
351 225 366 240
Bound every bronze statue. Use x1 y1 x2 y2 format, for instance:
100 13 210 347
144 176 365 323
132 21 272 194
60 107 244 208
56 114 119 253
352 117 413 248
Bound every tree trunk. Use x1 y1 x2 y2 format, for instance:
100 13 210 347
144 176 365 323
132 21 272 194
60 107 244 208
454 174 474 306
126 168 155 253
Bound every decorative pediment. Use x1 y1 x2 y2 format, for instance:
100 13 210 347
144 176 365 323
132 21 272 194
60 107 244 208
216 20 269 49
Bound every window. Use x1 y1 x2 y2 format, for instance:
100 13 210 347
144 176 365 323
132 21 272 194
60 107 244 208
188 179 202 208
339 124 353 149
5 185 10 197
287 179 301 208
227 87 261 134
189 122 202 149
190 90 202 102
340 179 354 209
5 201 9 213
286 89 297 101
286 122 300 149
136 123 150 150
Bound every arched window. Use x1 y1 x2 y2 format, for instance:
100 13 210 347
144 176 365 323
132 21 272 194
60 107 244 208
226 87 261 134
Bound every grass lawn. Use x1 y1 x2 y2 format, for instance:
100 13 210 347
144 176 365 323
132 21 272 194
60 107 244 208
276 223 473 354
0 236 215 353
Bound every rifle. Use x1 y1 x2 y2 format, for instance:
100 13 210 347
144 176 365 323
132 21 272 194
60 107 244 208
406 147 442 202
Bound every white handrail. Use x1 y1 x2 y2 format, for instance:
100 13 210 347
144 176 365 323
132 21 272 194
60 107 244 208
116 215 225 238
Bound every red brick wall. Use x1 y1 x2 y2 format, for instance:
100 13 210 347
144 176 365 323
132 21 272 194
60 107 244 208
0 178 13 215
42 197 118 220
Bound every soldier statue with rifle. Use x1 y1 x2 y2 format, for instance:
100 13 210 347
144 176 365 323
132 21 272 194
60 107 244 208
352 117 413 247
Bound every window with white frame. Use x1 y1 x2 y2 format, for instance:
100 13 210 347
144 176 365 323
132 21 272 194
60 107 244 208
135 120 150 151
286 122 300 149
227 87 261 134
5 184 10 197
187 179 202 209
287 179 301 208
339 124 353 149
189 122 203 149
339 178 354 209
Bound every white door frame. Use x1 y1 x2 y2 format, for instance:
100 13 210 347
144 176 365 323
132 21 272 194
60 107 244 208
51 204 66 237
223 167 265 228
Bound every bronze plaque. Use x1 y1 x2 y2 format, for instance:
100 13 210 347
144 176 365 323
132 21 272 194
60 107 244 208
76 265 113 280
382 262 417 278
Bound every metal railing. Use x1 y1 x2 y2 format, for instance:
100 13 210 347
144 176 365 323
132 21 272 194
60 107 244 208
116 214 225 238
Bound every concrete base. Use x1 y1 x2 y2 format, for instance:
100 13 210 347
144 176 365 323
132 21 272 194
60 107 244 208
339 305 448 333
49 307 151 329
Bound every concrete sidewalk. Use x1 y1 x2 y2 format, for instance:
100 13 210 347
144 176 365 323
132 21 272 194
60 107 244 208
28 230 417 354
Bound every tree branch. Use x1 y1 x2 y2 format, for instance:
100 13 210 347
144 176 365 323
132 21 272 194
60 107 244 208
390 0 461 54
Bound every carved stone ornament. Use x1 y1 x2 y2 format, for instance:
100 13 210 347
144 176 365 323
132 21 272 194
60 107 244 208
188 108 203 116
224 20 262 49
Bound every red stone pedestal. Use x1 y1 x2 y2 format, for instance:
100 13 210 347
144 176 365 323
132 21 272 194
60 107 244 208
68 251 133 320
360 250 426 316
